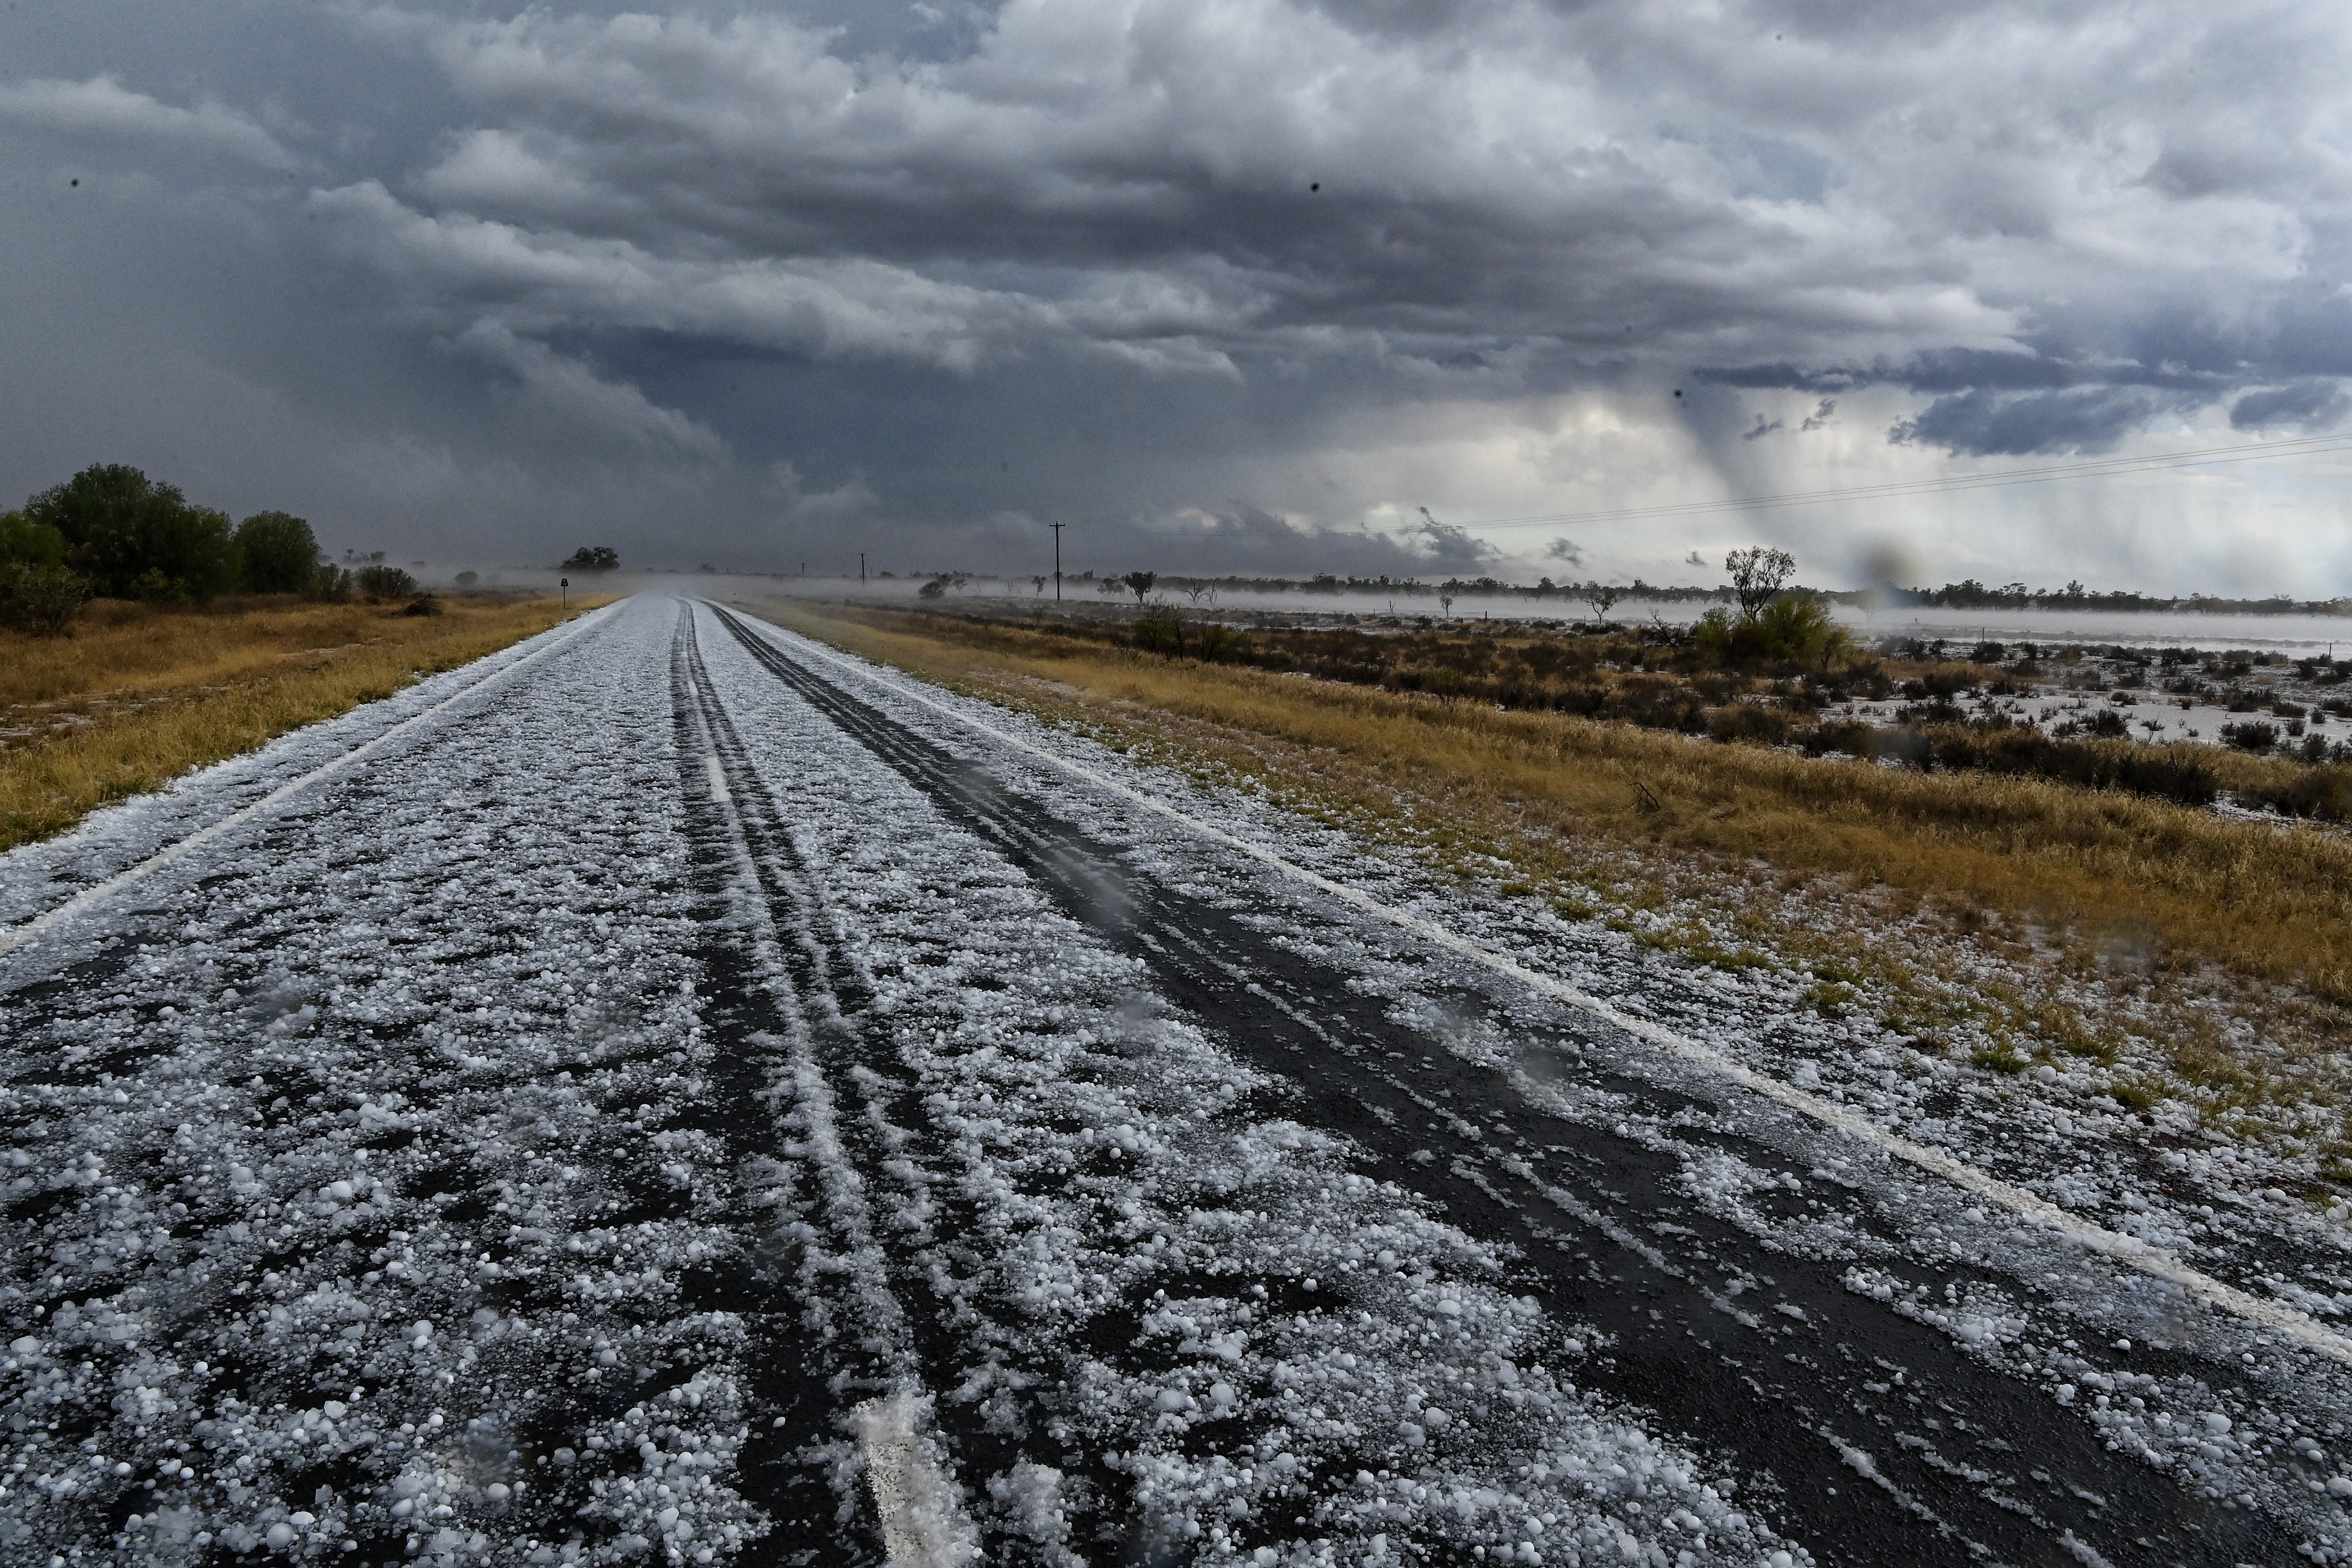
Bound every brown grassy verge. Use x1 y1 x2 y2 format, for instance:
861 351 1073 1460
0 594 605 850
740 597 2352 1159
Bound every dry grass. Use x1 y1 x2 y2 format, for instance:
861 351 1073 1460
0 595 602 849
742 599 2352 1132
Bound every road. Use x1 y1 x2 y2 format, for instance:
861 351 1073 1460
3 593 2348 1566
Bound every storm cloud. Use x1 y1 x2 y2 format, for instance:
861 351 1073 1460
4 0 2350 587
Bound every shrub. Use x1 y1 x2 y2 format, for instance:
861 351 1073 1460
2220 721 2279 754
399 594 444 617
562 546 619 572
1707 701 1794 746
355 564 418 600
0 562 90 636
0 511 67 569
1692 596 1854 668
2239 765 2352 821
1911 725 2219 807
454 571 479 589
1133 606 1184 656
312 564 355 604
1132 607 1238 662
233 512 320 593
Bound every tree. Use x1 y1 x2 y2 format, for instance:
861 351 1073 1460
1124 570 1156 604
1725 546 1795 620
1582 584 1623 622
562 546 620 573
0 510 66 569
24 464 235 602
234 512 321 594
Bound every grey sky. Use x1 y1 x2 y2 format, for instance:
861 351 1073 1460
4 0 2349 591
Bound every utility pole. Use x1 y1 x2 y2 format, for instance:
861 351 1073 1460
859 552 866 586
1049 522 1064 602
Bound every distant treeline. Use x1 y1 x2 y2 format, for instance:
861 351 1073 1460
919 568 2348 613
1840 579 2351 615
0 463 425 636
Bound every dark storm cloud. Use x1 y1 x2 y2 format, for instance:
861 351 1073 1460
1889 387 2202 457
5 0 2352 567
2230 380 2352 432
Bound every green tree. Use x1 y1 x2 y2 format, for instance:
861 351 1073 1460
1124 570 1156 604
233 511 321 594
23 464 235 601
1725 546 1795 619
562 546 620 572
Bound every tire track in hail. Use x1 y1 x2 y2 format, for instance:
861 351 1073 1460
678 605 1141 1563
702 602 2295 1568
669 607 934 1563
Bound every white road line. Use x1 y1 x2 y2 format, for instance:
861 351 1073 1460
734 607 2352 1369
0 603 620 962
852 1391 978 1568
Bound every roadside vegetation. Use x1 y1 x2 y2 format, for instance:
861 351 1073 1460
742 591 2352 1172
0 595 596 850
0 462 607 849
0 463 457 633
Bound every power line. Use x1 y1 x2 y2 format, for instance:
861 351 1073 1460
1443 430 2352 533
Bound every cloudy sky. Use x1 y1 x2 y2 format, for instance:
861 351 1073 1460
5 0 2351 591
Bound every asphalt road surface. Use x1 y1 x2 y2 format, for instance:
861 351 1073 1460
3 593 2349 1567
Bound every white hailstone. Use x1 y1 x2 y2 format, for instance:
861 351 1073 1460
486 1484 511 1502
1209 1383 1236 1408
265 1523 295 1549
2201 1413 2231 1436
1422 1407 1451 1431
